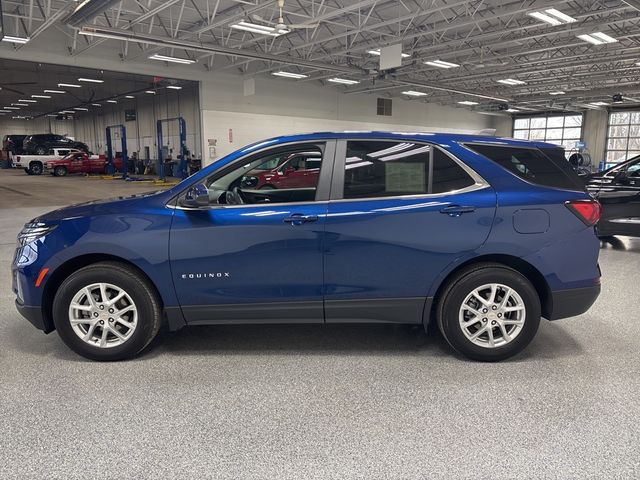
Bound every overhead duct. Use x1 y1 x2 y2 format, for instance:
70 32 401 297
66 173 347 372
65 0 122 28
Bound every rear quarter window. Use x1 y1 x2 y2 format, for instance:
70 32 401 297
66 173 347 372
466 144 584 191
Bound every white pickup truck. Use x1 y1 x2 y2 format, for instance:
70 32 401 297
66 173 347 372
12 148 83 175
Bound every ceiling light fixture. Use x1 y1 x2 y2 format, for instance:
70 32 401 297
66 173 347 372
497 78 526 85
577 32 617 45
590 101 609 106
528 9 576 26
327 78 360 85
59 110 75 114
367 48 410 58
1 35 30 44
424 60 460 69
46 114 58 117
58 83 81 88
78 78 104 83
272 71 308 79
506 108 520 113
144 90 156 94
31 95 51 98
166 85 183 90
458 100 479 105
12 103 29 107
73 107 89 111
550 91 566 95
230 21 289 37
91 103 102 106
44 90 66 94
402 90 428 96
4 106 20 110
149 53 196 64
18 99 37 103
106 100 117 103
124 95 135 98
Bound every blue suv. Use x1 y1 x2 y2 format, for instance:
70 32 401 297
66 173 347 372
13 132 602 361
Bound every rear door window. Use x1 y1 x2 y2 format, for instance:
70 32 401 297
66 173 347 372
466 144 584 191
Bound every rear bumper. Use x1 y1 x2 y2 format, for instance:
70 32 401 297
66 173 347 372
548 285 601 320
15 300 52 333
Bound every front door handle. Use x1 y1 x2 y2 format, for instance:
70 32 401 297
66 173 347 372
440 205 476 217
283 214 318 225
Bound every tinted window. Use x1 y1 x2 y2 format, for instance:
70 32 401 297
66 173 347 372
466 144 583 191
432 148 475 193
344 141 431 199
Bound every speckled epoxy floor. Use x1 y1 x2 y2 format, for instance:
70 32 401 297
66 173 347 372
1 169 639 479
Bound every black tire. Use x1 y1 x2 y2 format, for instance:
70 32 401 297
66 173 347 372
54 166 67 177
29 162 43 175
35 146 46 155
436 263 541 362
52 262 162 361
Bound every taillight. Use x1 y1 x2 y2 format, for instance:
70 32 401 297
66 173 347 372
565 199 601 226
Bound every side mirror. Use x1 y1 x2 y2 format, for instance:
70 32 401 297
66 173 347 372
180 183 209 208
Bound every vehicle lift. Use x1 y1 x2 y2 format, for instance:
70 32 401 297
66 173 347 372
156 117 188 181
105 124 129 178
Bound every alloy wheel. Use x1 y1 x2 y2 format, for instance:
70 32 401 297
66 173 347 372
68 283 138 348
458 283 526 348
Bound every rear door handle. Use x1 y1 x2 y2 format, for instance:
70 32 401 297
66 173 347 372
440 205 476 217
283 214 318 225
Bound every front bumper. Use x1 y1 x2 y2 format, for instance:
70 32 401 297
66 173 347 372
15 299 52 333
548 285 601 320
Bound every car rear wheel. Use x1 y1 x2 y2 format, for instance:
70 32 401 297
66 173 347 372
52 262 162 361
54 166 67 177
436 263 541 362
29 162 43 175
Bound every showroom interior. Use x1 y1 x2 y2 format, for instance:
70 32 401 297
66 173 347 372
1 0 639 478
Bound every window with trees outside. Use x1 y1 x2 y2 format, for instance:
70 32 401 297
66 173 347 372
606 111 640 164
512 114 583 157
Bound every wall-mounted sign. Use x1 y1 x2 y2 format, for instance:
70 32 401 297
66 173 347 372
125 109 137 122
228 129 233 143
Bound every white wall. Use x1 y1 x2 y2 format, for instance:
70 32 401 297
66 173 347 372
199 73 500 164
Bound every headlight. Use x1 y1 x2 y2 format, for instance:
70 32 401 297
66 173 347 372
17 222 58 246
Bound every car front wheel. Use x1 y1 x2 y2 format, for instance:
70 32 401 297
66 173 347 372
52 262 162 361
54 166 67 177
436 263 541 362
29 162 43 175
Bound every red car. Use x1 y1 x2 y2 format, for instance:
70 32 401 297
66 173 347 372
45 152 124 176
241 151 322 189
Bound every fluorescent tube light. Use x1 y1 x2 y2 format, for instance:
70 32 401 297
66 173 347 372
4 107 19 110
31 95 51 98
12 103 29 106
73 107 89 111
78 78 104 83
327 78 360 85
149 53 196 64
59 110 75 114
18 99 37 103
528 11 562 25
497 78 526 85
545 9 577 23
91 103 102 106
1 36 30 44
590 101 609 106
144 90 156 94
230 21 289 36
577 33 617 45
124 95 135 98
0 110 11 112
367 48 410 58
591 32 618 43
106 100 117 103
58 83 81 88
506 108 520 113
166 86 183 90
44 90 66 94
272 71 308 79
549 91 566 95
401 90 428 96
458 100 479 105
425 60 460 68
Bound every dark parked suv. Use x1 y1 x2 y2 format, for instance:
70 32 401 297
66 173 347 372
23 134 88 155
13 132 601 362
2 134 27 155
